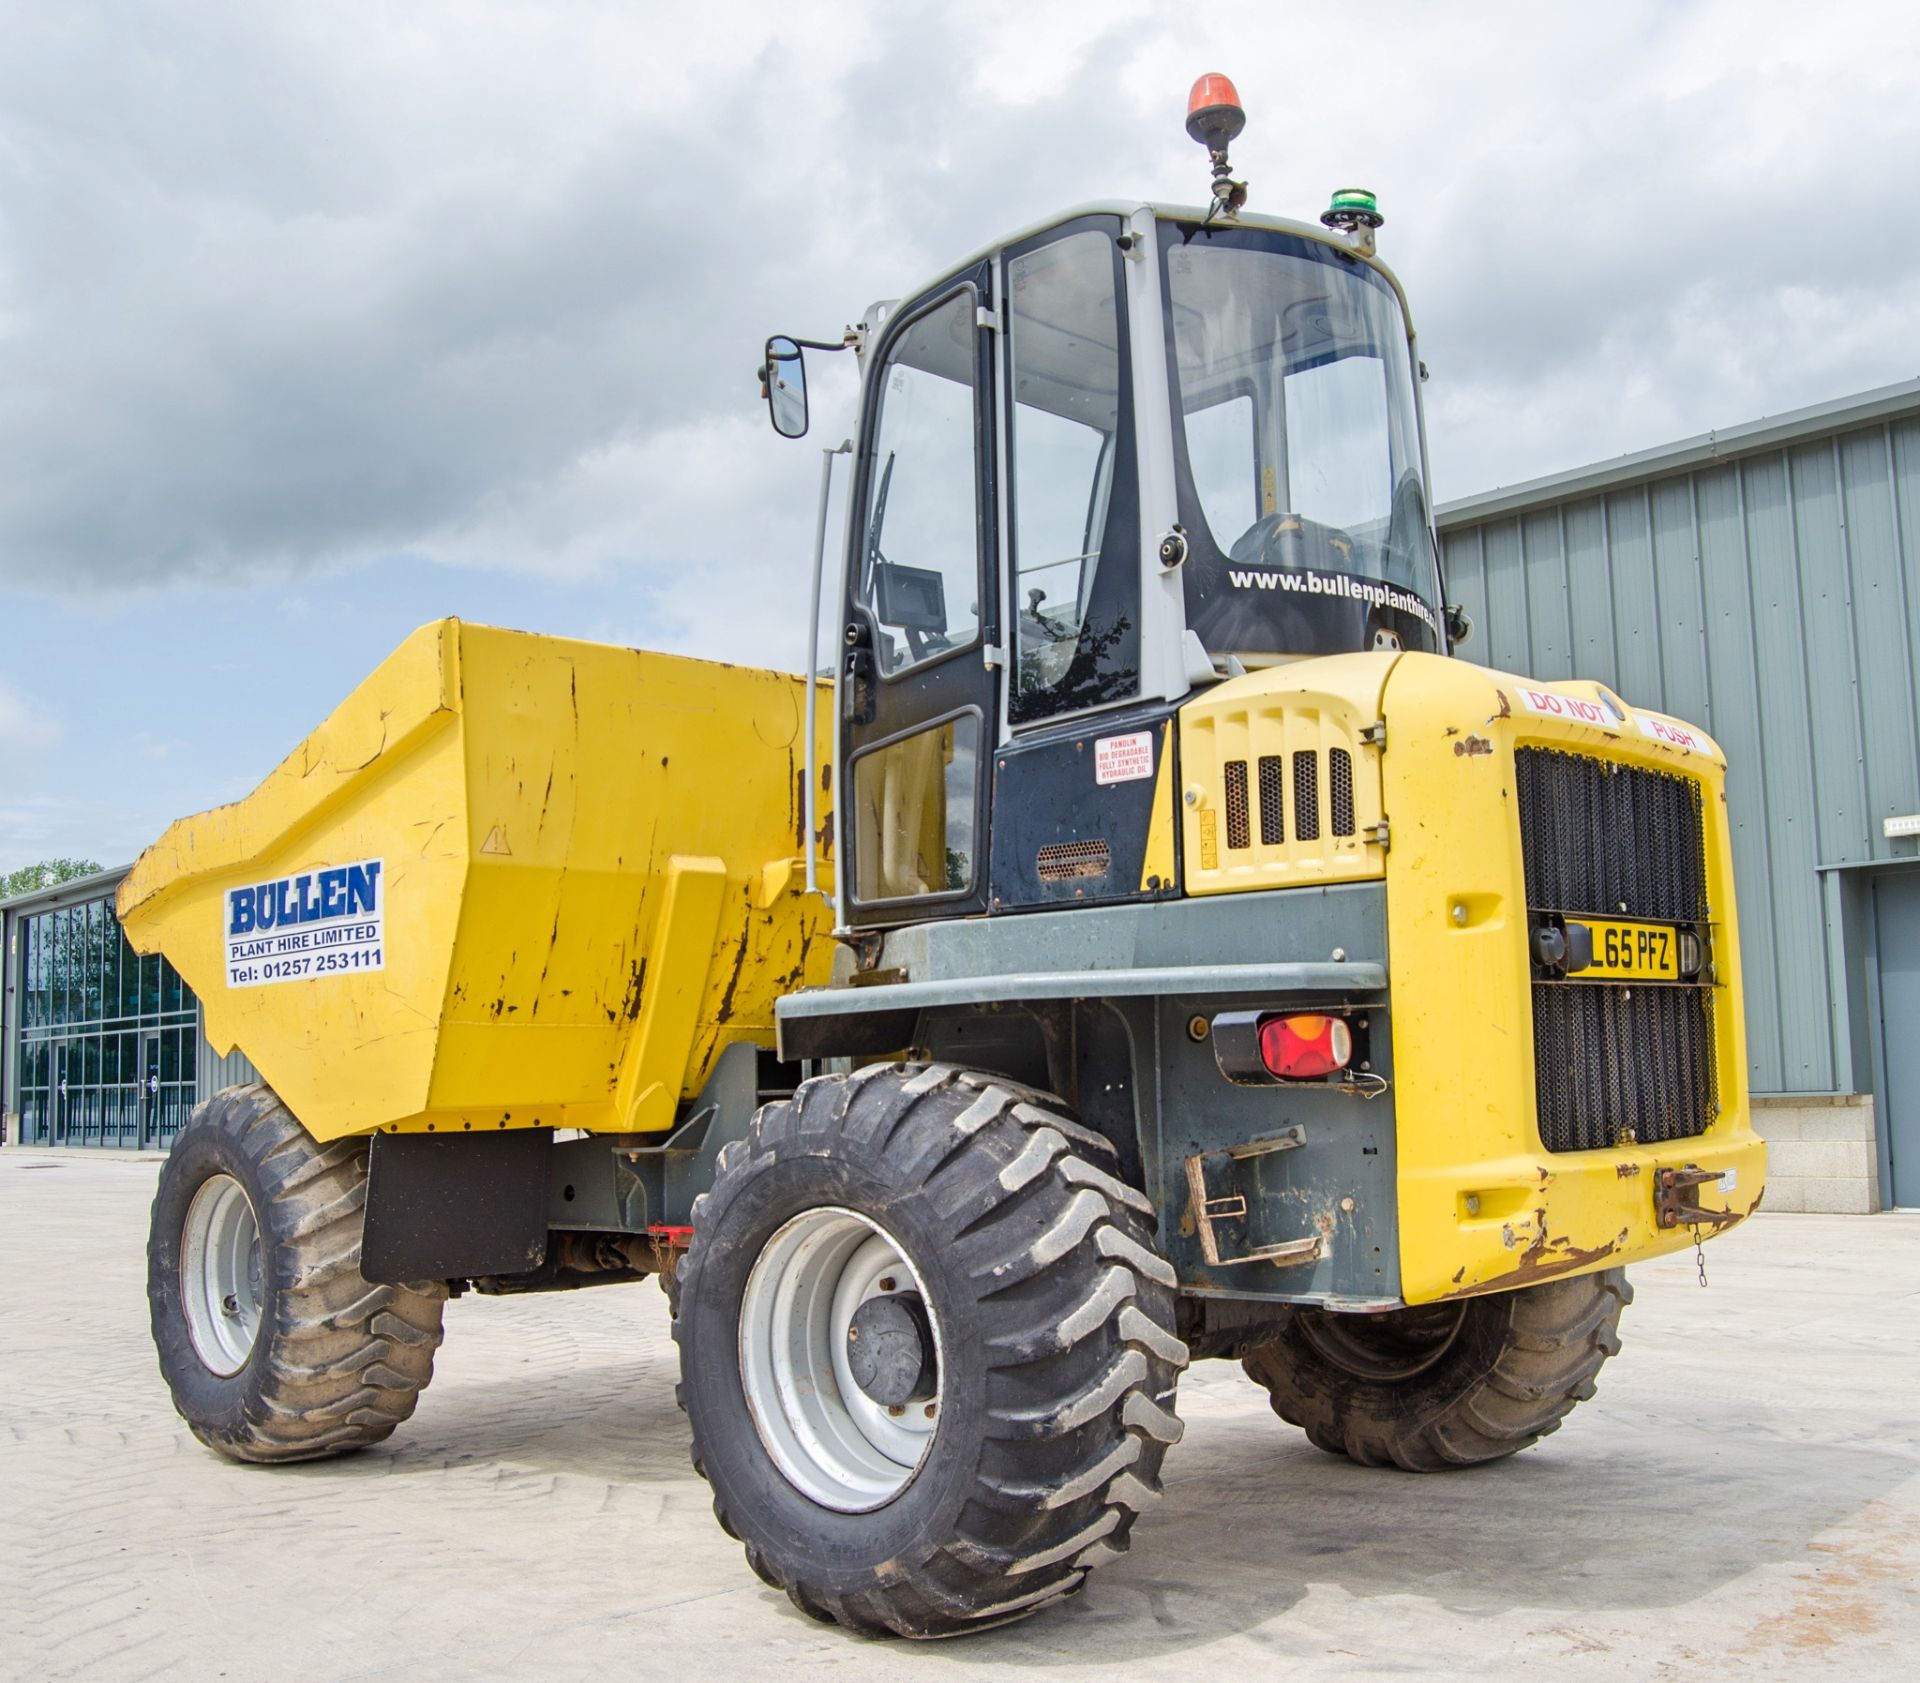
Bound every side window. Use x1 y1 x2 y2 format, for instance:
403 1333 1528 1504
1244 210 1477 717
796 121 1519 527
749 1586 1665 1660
857 293 981 675
852 714 981 902
1007 227 1138 723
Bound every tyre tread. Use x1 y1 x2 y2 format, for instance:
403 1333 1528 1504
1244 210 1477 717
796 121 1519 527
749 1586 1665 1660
672 1063 1183 1638
1241 1267 1631 1473
149 1082 444 1464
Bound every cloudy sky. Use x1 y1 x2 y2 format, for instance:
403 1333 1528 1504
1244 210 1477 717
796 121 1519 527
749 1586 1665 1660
3 0 1919 871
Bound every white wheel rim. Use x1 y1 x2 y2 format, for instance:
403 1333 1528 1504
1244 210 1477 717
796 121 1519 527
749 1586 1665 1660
738 1206 943 1512
180 1173 265 1376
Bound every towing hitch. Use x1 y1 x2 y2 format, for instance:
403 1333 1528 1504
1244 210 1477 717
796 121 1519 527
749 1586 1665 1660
1653 1164 1738 1230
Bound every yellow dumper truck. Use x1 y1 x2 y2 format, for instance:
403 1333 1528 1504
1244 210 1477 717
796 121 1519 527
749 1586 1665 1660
127 79 1763 1638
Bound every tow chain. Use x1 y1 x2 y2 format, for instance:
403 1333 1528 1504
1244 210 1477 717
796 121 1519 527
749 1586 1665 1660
1688 1222 1709 1288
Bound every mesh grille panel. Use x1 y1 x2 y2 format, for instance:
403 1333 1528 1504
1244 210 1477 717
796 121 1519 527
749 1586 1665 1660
1329 748 1355 837
1036 840 1110 881
1292 752 1320 841
1515 747 1707 920
1516 747 1717 1154
1224 760 1250 851
1257 756 1286 845
1531 984 1718 1152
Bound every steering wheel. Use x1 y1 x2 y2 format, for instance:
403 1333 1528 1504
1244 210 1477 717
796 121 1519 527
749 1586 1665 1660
1226 510 1361 574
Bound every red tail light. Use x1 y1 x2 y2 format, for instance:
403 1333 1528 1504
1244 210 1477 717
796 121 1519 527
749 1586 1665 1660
1258 1014 1352 1080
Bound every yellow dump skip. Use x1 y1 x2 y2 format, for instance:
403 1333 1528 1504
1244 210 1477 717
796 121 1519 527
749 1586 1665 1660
118 620 835 1141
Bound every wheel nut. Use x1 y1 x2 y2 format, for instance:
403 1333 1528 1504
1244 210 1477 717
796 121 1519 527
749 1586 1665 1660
924 1402 938 1419
878 1276 897 1292
888 1404 905 1417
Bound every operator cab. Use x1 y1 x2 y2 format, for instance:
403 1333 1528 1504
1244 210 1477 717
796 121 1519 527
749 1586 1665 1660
763 77 1455 930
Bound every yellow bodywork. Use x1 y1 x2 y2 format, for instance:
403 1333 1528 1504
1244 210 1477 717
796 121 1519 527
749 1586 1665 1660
1178 651 1765 1305
117 620 836 1141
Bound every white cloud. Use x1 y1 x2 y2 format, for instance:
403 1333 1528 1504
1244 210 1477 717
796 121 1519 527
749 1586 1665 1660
0 1 1918 588
5 0 1920 868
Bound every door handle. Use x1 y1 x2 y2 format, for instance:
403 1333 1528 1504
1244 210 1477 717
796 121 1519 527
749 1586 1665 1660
841 623 875 725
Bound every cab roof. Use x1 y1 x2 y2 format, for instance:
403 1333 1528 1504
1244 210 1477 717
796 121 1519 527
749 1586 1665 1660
864 200 1417 348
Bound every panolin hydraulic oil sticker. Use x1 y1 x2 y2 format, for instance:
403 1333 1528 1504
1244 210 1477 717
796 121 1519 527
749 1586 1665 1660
224 860 384 988
1094 731 1154 785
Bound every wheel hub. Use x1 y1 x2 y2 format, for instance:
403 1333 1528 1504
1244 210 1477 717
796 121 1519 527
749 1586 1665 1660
179 1172 265 1376
738 1206 943 1512
846 1292 936 1406
1298 1300 1469 1382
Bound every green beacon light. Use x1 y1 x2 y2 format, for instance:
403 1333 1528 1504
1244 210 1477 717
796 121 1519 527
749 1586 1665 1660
1321 187 1383 255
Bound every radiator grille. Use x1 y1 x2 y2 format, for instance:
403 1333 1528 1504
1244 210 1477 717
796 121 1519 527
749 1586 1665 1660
1515 747 1707 921
1531 984 1718 1153
1516 747 1717 1153
1223 760 1250 851
1329 748 1355 837
1036 840 1110 882
1257 755 1286 845
1293 752 1320 841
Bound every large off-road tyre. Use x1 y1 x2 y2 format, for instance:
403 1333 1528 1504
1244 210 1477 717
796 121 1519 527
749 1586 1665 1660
672 1063 1187 1639
1240 1268 1632 1472
148 1083 447 1464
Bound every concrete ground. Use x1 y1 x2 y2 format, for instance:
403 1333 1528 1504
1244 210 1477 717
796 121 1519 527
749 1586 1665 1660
2 1152 1916 1683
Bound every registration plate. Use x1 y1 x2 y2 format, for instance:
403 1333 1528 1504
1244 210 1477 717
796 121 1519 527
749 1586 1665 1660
1573 918 1680 981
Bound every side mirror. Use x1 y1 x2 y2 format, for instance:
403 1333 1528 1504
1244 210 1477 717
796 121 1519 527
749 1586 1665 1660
762 336 808 438
1445 603 1474 647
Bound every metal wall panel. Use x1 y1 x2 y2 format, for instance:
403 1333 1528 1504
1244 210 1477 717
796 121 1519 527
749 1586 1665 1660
197 1025 263 1107
1441 411 1920 1096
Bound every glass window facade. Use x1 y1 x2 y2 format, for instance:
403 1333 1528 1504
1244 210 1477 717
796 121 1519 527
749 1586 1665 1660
14 891 199 1148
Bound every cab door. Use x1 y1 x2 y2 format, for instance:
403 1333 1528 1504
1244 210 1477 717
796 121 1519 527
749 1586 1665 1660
840 262 997 928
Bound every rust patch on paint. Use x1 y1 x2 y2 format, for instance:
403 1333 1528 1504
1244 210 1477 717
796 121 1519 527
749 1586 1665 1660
621 958 648 1022
1454 734 1494 758
712 902 753 1026
1435 1216 1628 1301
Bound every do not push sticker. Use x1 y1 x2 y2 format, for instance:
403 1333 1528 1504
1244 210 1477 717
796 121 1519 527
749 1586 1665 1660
1513 686 1627 727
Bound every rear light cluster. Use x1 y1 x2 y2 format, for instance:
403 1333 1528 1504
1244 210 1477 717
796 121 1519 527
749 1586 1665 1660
1258 1014 1352 1080
1209 1009 1363 1086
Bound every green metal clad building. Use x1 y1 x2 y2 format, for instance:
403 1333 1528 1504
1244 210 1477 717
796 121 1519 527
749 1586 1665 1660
1438 378 1920 1213
4 381 1918 1209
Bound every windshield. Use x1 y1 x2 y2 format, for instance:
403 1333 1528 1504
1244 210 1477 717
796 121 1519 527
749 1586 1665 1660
1160 221 1441 659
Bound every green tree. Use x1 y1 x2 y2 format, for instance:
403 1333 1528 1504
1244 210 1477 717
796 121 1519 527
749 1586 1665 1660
1 858 104 899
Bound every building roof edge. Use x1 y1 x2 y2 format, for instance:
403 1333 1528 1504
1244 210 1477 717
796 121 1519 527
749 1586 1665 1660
1436 375 1920 530
0 865 134 917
